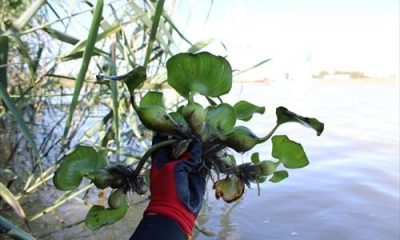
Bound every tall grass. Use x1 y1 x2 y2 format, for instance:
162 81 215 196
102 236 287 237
0 0 210 237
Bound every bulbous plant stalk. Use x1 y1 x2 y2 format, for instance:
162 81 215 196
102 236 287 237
97 71 190 138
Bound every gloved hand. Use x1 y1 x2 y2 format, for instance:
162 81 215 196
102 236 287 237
143 134 206 237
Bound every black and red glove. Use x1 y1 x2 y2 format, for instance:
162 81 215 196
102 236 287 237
143 134 205 237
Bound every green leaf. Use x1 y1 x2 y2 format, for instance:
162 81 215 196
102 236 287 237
272 135 309 169
257 176 267 183
144 0 165 67
42 27 79 45
0 82 39 157
276 106 324 136
64 23 121 57
140 91 164 108
85 200 128 230
251 152 260 164
234 100 265 121
169 111 190 133
220 126 260 152
0 36 9 87
62 0 104 141
0 183 26 220
269 170 289 183
227 154 236 166
167 52 232 98
205 103 236 133
53 145 106 191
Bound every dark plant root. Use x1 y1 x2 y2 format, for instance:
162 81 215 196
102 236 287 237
201 147 260 189
236 163 258 188
107 165 147 195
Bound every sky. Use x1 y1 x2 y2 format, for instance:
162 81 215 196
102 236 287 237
171 0 399 79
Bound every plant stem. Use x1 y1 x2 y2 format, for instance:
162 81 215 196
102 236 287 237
133 139 176 176
28 184 94 222
259 124 279 142
0 215 36 240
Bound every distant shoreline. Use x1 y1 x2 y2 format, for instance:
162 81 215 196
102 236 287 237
232 77 399 84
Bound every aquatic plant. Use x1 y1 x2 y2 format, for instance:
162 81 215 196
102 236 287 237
53 51 324 229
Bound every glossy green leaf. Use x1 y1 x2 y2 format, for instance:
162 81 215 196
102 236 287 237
206 103 236 133
167 52 232 98
220 126 260 152
251 152 260 164
0 183 26 220
140 91 164 108
53 145 106 191
272 135 309 169
85 200 128 230
269 170 289 183
234 101 265 121
276 106 324 136
213 175 244 203
62 0 104 141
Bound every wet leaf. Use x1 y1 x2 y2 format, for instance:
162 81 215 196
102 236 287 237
206 103 236 133
213 175 244 203
234 101 265 121
272 135 309 169
85 200 128 230
53 145 106 191
167 52 232 98
0 183 26 220
276 107 324 136
269 170 289 183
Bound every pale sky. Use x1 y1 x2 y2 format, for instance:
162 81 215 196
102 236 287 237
171 0 399 79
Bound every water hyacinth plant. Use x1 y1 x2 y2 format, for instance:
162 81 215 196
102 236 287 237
53 51 324 229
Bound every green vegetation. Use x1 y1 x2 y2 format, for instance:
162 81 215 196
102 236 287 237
0 0 323 238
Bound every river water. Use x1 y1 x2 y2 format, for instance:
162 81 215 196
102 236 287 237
192 81 400 240
4 80 399 240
